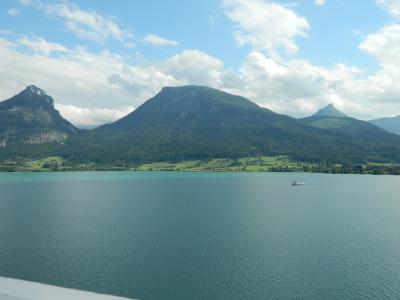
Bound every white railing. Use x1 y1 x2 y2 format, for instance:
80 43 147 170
0 277 135 300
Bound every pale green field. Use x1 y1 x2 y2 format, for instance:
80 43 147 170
139 156 317 172
1 156 400 174
23 156 64 170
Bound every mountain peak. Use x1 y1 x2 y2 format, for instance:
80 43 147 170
110 85 269 130
8 85 55 107
0 86 78 143
160 85 217 94
151 85 260 110
23 85 47 97
312 103 347 118
369 115 400 135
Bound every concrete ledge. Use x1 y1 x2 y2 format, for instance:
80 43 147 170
0 277 135 300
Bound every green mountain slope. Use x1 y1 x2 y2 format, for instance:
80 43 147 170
312 103 347 118
2 85 400 165
300 104 391 138
0 86 77 155
63 86 400 164
300 104 349 130
369 116 400 136
66 86 318 162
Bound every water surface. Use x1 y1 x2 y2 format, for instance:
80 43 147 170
1 172 400 299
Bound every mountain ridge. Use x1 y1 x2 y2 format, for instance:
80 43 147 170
369 115 400 136
299 103 391 139
63 85 400 164
0 85 78 151
312 103 347 118
2 85 400 165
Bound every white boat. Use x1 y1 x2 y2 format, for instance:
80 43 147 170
291 181 306 186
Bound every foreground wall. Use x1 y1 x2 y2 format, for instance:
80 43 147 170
0 277 134 300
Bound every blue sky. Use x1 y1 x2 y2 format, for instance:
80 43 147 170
0 0 390 68
0 0 400 126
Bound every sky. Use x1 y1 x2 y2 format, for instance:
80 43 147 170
1 0 400 127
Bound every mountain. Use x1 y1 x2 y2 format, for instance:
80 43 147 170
0 85 77 151
312 103 347 118
2 85 400 165
300 104 355 130
369 116 400 136
67 86 319 162
64 86 400 164
300 104 388 138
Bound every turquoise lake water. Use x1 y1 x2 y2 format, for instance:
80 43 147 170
0 172 400 299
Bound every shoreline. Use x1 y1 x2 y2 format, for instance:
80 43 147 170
1 156 400 175
0 168 399 176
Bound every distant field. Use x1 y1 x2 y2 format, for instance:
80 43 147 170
1 156 400 175
0 156 64 172
139 156 315 172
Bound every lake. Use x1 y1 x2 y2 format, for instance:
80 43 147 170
0 172 400 299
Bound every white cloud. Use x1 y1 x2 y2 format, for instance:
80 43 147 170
355 24 400 106
142 34 178 47
18 37 68 56
344 3 400 115
235 51 362 116
45 2 132 42
55 104 134 127
106 49 225 103
0 34 392 125
0 37 139 126
376 0 400 17
314 0 326 6
222 0 310 56
0 38 215 126
161 49 224 85
18 0 32 6
7 8 19 17
359 24 400 64
2 20 400 127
